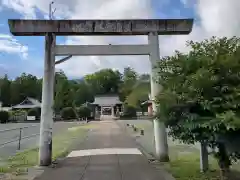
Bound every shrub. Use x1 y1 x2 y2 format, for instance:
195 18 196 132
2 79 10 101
0 111 9 123
122 105 137 118
11 110 27 116
28 108 41 118
156 36 240 178
77 106 91 118
61 107 76 120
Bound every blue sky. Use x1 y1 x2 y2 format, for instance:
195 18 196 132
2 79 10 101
0 0 239 79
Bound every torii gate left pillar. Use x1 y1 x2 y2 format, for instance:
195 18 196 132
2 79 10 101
8 19 193 166
39 33 55 165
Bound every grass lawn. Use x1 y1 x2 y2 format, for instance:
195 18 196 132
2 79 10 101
122 121 238 180
165 150 221 180
166 151 240 180
131 122 222 179
0 123 92 174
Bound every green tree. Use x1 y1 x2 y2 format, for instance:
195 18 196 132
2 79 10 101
0 75 11 106
125 80 150 108
156 36 240 178
54 70 93 112
75 81 94 106
119 67 138 101
54 70 73 112
10 73 41 105
84 69 122 95
10 80 21 106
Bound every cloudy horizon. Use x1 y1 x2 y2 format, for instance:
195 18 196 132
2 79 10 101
0 0 240 79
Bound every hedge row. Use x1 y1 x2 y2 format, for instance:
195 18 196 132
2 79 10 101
61 106 92 120
0 111 9 123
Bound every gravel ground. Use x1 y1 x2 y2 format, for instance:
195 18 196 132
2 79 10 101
0 121 85 160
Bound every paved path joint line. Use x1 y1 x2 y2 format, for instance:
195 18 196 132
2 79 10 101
67 148 142 157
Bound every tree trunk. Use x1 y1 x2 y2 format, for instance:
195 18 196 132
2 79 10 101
217 143 231 180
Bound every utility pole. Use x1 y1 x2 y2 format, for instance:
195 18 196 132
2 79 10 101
49 1 56 20
49 2 53 19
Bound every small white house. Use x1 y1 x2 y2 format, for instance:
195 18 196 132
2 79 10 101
12 97 41 121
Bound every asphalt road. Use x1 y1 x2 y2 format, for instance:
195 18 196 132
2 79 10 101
0 121 83 160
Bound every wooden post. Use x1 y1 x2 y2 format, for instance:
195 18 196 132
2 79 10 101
200 142 209 172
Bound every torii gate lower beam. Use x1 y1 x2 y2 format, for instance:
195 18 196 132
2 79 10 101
8 19 193 166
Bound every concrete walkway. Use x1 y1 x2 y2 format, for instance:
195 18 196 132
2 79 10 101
34 120 173 180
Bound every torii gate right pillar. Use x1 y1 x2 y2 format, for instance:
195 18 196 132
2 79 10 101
148 32 169 161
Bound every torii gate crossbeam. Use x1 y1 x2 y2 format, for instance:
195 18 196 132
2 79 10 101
54 45 150 56
8 19 194 166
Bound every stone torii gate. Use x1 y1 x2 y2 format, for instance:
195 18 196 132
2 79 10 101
8 19 193 166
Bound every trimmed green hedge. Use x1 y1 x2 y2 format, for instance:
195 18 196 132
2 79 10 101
28 108 41 118
0 111 9 123
122 105 137 118
61 107 76 120
77 106 91 118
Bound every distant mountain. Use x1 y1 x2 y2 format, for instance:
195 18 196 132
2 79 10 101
71 77 84 83
139 74 150 81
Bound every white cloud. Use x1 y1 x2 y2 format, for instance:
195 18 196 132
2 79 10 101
197 0 240 37
1 0 36 18
1 0 240 77
56 0 152 77
0 34 28 59
160 0 240 57
1 0 152 77
0 0 75 19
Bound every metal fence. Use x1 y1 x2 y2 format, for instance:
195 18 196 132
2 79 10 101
0 125 39 150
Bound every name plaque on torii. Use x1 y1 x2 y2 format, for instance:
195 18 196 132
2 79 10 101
8 19 193 36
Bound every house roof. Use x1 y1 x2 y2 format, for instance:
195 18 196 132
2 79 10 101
12 97 41 109
141 100 152 105
92 95 122 106
141 93 152 105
